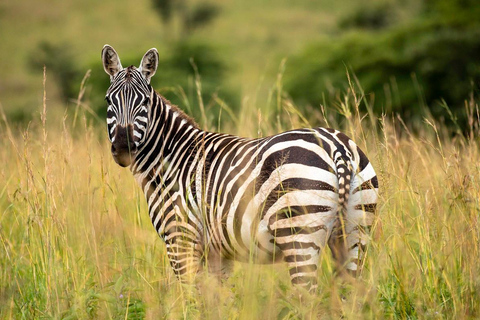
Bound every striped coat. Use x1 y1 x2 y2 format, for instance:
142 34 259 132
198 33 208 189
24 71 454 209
102 45 379 291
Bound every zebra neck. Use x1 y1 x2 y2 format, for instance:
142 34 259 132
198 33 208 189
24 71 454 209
131 93 203 196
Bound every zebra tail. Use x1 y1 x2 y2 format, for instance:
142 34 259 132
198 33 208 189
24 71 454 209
333 155 353 241
336 155 352 211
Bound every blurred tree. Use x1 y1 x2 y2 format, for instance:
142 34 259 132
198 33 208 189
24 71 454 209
152 0 174 22
423 0 480 17
151 0 219 38
285 0 480 131
338 1 396 30
184 3 219 35
29 41 82 103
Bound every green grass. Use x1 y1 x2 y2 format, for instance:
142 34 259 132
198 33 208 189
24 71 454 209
0 71 479 319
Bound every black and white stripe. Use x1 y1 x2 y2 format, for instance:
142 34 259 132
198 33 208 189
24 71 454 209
105 67 150 146
102 45 379 291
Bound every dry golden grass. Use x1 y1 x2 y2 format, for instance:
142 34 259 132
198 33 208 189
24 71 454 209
0 73 479 319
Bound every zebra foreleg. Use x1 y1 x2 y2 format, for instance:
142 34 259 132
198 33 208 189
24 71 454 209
165 237 203 284
204 247 233 281
166 237 233 286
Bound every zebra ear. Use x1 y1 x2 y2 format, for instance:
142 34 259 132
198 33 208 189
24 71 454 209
102 45 123 80
139 48 159 82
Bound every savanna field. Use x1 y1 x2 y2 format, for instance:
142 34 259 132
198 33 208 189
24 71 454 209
0 73 479 318
1 0 480 318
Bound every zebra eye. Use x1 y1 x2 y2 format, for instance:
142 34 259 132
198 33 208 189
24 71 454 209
105 96 112 105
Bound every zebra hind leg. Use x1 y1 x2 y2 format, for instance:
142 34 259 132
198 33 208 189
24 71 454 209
269 207 332 292
273 232 326 292
327 221 351 277
283 243 321 292
328 216 372 278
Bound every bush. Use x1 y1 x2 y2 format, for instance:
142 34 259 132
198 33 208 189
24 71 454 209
338 1 397 30
151 0 219 37
29 41 83 102
285 1 480 130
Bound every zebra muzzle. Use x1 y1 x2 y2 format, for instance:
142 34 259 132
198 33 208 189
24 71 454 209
111 124 137 167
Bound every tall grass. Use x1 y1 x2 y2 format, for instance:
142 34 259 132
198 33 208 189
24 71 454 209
0 71 479 319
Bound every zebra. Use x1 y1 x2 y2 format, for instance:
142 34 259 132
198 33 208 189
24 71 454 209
101 45 379 291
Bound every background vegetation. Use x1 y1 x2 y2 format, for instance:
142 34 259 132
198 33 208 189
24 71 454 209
285 0 480 132
1 0 479 318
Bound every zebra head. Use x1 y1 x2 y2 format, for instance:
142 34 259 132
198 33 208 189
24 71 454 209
101 45 159 167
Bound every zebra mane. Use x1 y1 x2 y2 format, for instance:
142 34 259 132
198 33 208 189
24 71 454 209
157 92 200 129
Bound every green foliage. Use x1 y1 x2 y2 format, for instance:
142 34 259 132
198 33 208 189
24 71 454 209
378 270 417 318
29 41 82 102
184 3 219 35
151 0 219 37
107 275 147 319
338 1 397 30
152 0 174 22
285 1 480 130
423 0 480 19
